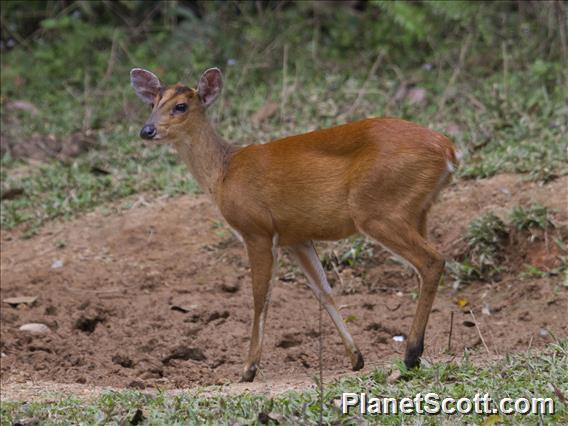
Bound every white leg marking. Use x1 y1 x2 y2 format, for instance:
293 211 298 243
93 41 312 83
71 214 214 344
257 234 279 345
291 242 357 351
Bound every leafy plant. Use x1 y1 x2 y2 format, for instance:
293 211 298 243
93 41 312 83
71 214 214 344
510 204 555 231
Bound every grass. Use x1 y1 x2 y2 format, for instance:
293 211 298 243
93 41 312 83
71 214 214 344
448 204 568 287
1 341 566 425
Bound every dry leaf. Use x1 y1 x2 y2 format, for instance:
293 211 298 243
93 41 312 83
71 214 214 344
3 296 37 307
456 297 469 308
481 415 503 426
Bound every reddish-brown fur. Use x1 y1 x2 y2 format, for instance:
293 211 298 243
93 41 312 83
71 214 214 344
130 68 459 382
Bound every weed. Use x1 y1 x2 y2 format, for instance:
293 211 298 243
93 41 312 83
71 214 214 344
510 204 555 231
460 212 509 281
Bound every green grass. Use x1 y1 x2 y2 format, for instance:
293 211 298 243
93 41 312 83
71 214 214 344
1 341 566 425
448 205 566 287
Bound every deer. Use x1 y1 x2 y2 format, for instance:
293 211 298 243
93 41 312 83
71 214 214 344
130 67 459 382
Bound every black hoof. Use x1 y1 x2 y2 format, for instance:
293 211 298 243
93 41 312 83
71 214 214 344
352 350 364 371
404 340 424 369
404 356 421 370
240 365 257 382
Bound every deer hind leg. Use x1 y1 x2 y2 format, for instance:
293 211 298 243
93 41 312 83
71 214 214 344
241 234 279 382
357 217 444 369
289 241 364 371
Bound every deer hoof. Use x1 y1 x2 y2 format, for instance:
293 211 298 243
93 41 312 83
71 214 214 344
352 350 364 371
240 365 257 382
404 340 424 369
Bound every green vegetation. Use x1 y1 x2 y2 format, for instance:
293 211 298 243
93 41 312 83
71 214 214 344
2 341 566 425
1 1 567 231
449 204 566 286
510 204 555 231
453 212 510 284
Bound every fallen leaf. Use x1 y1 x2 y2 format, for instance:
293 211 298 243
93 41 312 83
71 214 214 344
3 296 37 307
456 297 469 308
481 415 503 426
345 315 358 323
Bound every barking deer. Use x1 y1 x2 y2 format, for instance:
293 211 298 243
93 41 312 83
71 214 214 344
130 67 459 382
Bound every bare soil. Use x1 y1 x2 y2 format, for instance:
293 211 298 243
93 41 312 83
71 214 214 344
1 175 566 396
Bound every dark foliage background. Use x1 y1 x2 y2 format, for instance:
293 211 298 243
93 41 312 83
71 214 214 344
1 0 566 231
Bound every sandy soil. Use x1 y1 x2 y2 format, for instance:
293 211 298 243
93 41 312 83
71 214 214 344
1 174 566 401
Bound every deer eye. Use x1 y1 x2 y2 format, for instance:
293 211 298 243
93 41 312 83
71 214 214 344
175 103 188 112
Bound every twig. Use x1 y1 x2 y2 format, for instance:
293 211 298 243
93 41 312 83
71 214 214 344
437 34 472 118
502 41 509 104
469 309 491 355
330 259 345 289
82 71 93 131
280 44 289 122
447 311 454 352
338 51 385 120
319 289 324 426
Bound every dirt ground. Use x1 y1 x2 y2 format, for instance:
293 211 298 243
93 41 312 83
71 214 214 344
1 174 567 398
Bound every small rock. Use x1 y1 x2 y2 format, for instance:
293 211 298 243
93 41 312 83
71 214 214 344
19 323 50 334
1 352 6 358
539 328 549 337
207 311 230 323
112 354 134 368
51 259 64 269
392 335 405 342
276 333 302 349
128 380 146 390
162 345 206 364
221 282 240 293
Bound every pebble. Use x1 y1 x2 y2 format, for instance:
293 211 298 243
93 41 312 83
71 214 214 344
19 323 50 334
51 259 64 269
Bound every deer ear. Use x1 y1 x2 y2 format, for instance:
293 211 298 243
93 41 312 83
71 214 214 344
198 68 223 107
130 68 161 104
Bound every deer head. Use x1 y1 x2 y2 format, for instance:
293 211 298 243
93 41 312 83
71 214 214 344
130 67 223 143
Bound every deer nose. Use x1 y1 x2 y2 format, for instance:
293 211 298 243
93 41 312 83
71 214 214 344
140 124 157 140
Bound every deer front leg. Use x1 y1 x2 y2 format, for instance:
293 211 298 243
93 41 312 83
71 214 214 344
289 241 364 371
241 234 278 382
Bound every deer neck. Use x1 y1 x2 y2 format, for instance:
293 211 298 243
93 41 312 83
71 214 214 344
173 113 233 197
